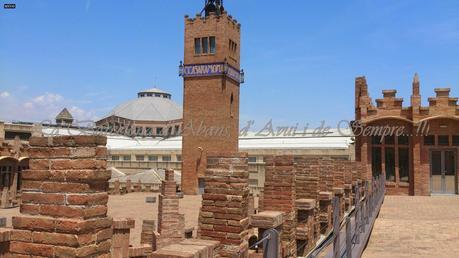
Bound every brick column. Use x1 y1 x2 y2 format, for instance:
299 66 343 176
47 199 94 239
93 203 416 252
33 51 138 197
153 169 184 250
10 167 18 203
0 228 11 256
296 199 316 256
198 153 249 257
126 179 132 193
295 157 320 200
319 158 334 192
250 211 284 257
134 180 142 192
318 191 333 234
343 161 353 211
10 136 112 257
263 155 296 257
1 186 9 209
114 179 121 195
140 220 156 245
111 218 135 258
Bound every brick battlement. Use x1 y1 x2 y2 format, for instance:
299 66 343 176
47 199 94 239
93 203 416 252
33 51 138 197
185 11 241 30
355 74 459 123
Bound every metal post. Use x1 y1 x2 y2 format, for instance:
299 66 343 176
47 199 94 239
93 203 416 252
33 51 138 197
346 216 352 258
354 186 360 245
333 197 340 258
365 182 370 225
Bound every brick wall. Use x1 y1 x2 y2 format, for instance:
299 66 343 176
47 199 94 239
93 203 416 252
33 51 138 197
9 135 112 257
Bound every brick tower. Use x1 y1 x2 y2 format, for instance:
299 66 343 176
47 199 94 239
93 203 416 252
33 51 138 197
180 0 244 194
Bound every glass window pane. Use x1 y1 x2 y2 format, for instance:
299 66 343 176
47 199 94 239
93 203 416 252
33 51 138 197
209 36 216 54
176 155 182 162
371 147 382 178
123 155 131 161
438 135 449 146
162 155 171 162
398 148 410 183
424 135 435 146
145 127 153 137
372 136 382 145
148 155 158 161
136 155 144 161
445 151 456 176
431 151 442 175
248 157 257 163
385 136 395 145
194 38 201 54
112 155 120 161
202 37 208 53
385 148 395 181
453 136 459 146
398 135 409 145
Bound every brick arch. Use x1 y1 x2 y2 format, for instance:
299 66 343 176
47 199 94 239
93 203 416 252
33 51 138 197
418 115 459 124
365 116 413 125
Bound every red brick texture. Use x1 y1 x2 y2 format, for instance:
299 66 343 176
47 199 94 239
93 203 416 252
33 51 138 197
263 155 297 257
181 12 242 195
355 76 459 196
153 169 185 251
198 153 249 257
111 218 135 258
9 135 112 258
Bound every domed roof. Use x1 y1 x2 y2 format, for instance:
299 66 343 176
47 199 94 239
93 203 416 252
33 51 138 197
106 89 182 122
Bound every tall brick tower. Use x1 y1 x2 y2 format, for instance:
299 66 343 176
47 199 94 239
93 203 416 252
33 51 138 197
180 0 244 194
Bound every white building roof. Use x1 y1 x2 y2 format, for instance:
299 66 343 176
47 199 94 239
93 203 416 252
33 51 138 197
41 128 353 151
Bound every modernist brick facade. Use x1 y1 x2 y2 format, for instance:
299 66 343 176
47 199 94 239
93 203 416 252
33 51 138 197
355 74 459 195
181 9 242 194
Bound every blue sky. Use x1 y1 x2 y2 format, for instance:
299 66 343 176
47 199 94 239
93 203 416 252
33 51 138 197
1 0 458 129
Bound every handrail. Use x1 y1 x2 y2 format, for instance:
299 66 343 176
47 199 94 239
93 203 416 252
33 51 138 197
306 176 386 258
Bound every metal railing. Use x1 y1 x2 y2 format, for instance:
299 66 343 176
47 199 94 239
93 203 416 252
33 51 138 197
307 176 386 258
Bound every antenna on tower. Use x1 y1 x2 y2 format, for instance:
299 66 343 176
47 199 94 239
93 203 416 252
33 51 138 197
201 0 224 17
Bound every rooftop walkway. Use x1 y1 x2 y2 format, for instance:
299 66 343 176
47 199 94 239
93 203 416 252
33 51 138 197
363 195 459 258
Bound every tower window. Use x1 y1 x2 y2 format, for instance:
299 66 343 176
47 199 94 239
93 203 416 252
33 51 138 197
202 37 209 54
230 93 234 118
194 38 201 55
194 37 216 55
229 39 237 58
210 36 216 54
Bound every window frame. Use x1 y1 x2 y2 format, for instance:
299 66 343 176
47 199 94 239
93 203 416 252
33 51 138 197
194 38 201 55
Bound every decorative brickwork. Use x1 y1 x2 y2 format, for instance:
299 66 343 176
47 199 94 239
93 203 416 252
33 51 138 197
263 155 297 257
355 75 459 196
198 153 250 257
181 10 242 195
9 135 112 257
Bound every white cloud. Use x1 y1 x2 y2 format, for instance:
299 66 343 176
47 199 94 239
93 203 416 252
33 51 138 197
32 93 63 105
0 91 10 98
0 91 99 123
